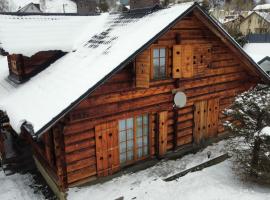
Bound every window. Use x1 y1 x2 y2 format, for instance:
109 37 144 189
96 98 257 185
153 47 167 79
136 115 149 159
119 114 149 165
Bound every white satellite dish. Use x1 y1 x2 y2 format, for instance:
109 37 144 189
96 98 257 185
174 91 187 108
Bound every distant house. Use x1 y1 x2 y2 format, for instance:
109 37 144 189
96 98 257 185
72 0 98 14
222 14 244 32
120 0 129 5
253 3 270 12
17 3 42 13
239 11 270 35
259 56 270 75
12 0 77 13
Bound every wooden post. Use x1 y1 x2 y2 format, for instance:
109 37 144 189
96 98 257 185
53 123 68 190
173 109 178 150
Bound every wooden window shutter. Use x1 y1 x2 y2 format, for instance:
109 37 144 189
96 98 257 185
204 44 212 68
194 99 219 144
172 45 182 78
149 113 156 156
193 100 208 144
135 49 150 88
173 45 193 78
95 121 119 177
158 111 168 157
206 98 219 138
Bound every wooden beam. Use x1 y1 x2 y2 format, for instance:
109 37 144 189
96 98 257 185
33 156 67 200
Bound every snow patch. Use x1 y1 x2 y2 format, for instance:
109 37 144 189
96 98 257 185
243 43 270 63
67 140 270 200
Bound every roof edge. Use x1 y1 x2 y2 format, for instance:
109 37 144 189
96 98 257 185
0 12 100 16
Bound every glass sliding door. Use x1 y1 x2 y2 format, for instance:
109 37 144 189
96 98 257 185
119 118 134 164
136 114 149 159
118 114 149 165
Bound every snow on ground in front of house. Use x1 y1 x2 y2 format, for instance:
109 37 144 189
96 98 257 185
68 140 270 200
1 139 270 200
0 171 44 200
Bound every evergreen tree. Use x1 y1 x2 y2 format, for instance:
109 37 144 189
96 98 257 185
99 0 109 12
224 85 270 183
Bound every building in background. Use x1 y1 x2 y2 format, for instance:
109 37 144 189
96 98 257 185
253 3 270 12
17 2 42 13
239 11 270 35
72 0 98 14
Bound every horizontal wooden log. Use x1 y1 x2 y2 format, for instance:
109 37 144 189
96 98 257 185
65 148 95 163
177 134 193 146
66 157 96 173
65 139 95 154
67 166 96 184
66 102 173 134
77 84 175 109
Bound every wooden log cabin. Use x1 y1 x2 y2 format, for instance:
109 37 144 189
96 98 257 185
0 2 269 199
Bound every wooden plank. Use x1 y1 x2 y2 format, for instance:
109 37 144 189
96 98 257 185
164 153 230 182
66 157 96 173
136 49 150 88
65 148 95 163
173 45 194 78
67 166 96 184
149 113 156 156
158 111 168 157
33 156 66 200
172 45 182 78
95 121 120 177
206 98 220 138
193 100 207 144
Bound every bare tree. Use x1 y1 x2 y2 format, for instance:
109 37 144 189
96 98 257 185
0 0 9 12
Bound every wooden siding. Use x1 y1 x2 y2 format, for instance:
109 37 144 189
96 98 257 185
35 12 259 187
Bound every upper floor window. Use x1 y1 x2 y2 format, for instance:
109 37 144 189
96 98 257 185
153 47 167 79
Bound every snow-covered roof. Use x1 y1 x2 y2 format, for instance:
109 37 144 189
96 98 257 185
17 3 42 13
10 0 77 13
243 43 270 63
256 12 270 23
0 3 194 134
0 15 100 57
253 3 270 11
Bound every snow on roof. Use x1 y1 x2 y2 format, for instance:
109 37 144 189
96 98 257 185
253 3 270 11
256 11 270 23
243 43 270 63
10 0 77 13
0 3 194 134
0 15 101 57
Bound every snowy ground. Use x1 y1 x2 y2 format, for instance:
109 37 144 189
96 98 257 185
0 171 43 200
68 140 270 200
1 140 270 200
